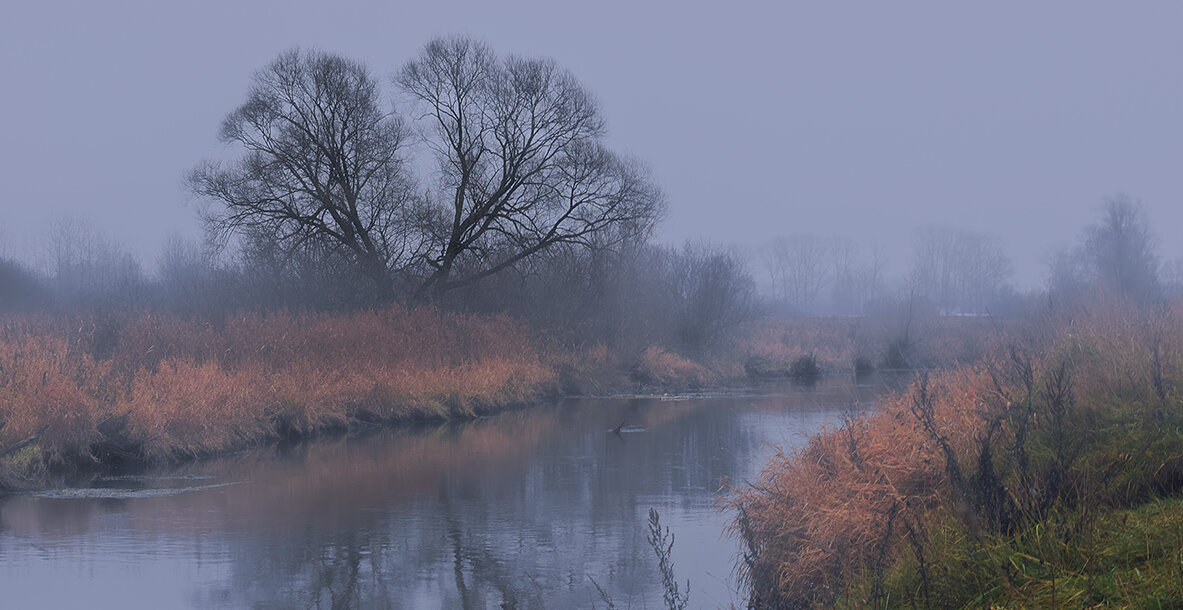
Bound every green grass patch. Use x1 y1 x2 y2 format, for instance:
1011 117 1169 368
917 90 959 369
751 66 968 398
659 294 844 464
1045 498 1183 608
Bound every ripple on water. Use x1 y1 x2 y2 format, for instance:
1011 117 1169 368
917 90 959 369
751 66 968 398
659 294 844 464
91 475 218 482
33 482 242 500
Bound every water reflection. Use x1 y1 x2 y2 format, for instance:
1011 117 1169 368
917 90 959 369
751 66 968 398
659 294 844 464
0 378 884 608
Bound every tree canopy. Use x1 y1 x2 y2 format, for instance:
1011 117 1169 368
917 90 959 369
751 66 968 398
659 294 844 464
1048 195 1162 305
190 38 664 303
1085 195 1160 302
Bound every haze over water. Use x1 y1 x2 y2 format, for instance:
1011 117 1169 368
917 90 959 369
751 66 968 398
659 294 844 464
0 379 881 608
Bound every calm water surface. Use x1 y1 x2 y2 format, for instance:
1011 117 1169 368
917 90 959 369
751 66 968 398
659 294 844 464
0 377 889 608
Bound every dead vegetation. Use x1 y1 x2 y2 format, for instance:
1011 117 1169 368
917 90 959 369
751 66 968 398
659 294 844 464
0 308 551 483
730 298 1183 608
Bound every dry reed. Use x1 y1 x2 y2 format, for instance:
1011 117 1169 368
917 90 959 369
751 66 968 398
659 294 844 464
730 298 1183 607
0 307 553 476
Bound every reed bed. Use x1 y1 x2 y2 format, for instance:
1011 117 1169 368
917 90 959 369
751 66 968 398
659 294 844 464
730 299 1183 608
742 315 1002 377
0 308 552 479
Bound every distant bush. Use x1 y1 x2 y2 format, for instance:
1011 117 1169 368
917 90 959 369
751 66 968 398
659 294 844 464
853 355 875 377
787 353 821 383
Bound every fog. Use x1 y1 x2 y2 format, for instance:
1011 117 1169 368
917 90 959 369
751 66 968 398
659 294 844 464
2 1 1181 288
5 7 1183 607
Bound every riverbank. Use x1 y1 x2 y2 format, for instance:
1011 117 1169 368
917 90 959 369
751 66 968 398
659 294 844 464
0 373 861 607
730 299 1183 607
0 308 557 488
0 305 1002 490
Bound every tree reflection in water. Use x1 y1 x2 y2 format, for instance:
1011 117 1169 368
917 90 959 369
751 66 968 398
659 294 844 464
0 380 881 608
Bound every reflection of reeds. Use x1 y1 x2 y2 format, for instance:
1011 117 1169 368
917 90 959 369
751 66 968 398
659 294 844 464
729 299 1183 607
0 308 552 471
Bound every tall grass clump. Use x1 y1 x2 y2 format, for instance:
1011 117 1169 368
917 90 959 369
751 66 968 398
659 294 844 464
0 307 553 483
729 298 1183 608
630 345 711 389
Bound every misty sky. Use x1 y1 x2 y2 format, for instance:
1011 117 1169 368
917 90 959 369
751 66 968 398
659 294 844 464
2 1 1180 287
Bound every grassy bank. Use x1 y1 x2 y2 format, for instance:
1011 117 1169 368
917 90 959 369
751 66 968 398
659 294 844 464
0 304 1013 490
0 305 781 488
0 308 556 486
730 299 1183 608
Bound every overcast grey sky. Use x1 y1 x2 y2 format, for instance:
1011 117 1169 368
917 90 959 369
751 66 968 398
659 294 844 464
2 1 1180 287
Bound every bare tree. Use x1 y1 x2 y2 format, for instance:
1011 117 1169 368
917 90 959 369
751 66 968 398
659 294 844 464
156 235 212 312
1084 195 1160 302
856 243 888 314
398 36 665 298
665 242 756 352
1047 195 1162 306
827 239 888 315
829 237 858 315
763 234 829 313
189 49 420 301
910 226 1011 314
47 218 146 311
910 226 957 311
190 42 663 304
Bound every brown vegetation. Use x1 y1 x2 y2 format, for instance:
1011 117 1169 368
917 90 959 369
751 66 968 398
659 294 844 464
0 300 1019 491
729 298 1183 608
0 308 552 482
742 314 1002 377
0 304 771 487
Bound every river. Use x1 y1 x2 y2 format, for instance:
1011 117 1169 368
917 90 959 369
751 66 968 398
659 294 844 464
0 377 889 608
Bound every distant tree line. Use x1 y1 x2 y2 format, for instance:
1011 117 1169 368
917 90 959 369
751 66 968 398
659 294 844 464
2 193 1175 356
762 235 888 315
907 226 1014 315
759 227 1013 317
757 196 1175 316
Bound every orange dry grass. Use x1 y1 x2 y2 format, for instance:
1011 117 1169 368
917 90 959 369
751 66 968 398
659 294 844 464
745 318 863 369
0 328 109 463
634 345 711 388
729 299 1183 606
0 308 553 467
125 359 273 459
730 367 990 602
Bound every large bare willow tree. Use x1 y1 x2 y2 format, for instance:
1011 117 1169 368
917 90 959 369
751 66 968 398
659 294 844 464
399 36 665 298
191 39 664 302
188 49 420 300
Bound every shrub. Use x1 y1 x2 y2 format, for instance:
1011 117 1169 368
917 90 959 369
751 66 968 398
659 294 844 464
853 355 875 377
788 353 822 382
